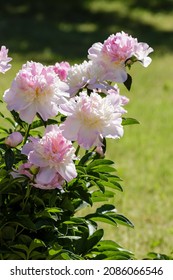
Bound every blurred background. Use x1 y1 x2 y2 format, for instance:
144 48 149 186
1 0 173 258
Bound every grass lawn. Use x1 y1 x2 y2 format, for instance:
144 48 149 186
1 0 173 259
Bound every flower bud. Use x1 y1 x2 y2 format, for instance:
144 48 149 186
5 132 23 147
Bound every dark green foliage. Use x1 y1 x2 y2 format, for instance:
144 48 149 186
0 111 135 260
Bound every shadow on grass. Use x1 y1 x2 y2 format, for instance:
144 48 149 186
0 0 173 63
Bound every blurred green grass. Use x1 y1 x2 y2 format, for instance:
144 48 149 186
1 0 173 258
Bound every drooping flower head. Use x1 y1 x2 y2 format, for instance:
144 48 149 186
22 125 77 187
60 90 127 149
3 61 69 123
88 31 153 83
0 46 12 73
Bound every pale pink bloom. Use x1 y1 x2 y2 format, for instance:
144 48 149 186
88 31 153 83
33 173 65 190
53 61 70 81
5 131 23 147
3 61 69 124
67 60 115 96
22 125 77 184
0 46 12 73
60 91 125 149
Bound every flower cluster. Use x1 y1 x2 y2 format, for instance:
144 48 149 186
1 31 153 190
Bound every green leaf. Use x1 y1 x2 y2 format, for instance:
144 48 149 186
92 165 116 173
86 213 117 227
91 190 115 202
5 117 16 127
86 229 104 251
1 226 15 240
15 216 36 230
122 117 140 126
0 126 9 133
5 149 15 170
87 159 114 171
46 207 62 213
108 213 134 228
96 204 116 214
78 152 95 166
94 180 105 192
103 180 123 192
96 240 120 251
124 73 132 91
28 239 46 256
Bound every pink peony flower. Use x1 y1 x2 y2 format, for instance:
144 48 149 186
60 90 126 149
53 61 70 81
5 131 23 147
22 125 77 184
88 31 153 83
3 61 69 124
0 46 12 73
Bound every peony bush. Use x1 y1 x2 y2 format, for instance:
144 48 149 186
0 32 154 260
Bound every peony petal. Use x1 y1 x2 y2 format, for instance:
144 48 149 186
58 163 77 182
20 104 37 124
78 126 98 149
36 167 56 184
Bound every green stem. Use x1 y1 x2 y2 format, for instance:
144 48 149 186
37 113 47 127
75 145 80 157
22 184 31 212
23 124 31 144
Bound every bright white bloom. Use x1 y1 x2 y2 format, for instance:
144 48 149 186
22 125 77 185
60 90 126 149
3 61 69 124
